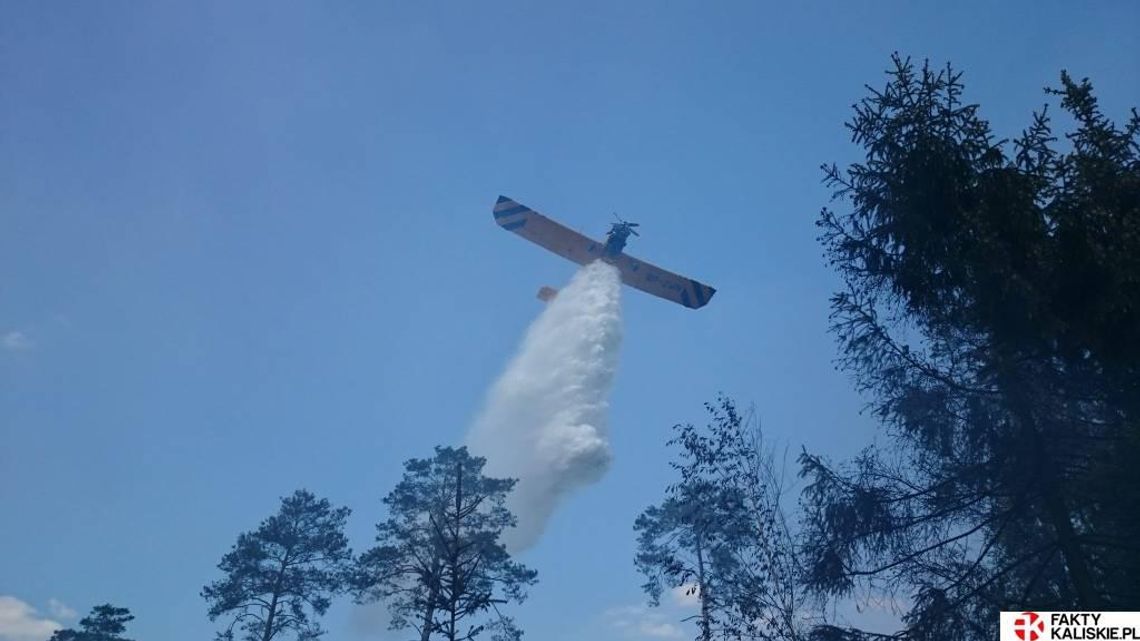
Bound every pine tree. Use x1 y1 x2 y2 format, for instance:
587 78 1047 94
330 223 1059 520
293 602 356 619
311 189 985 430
801 54 1140 640
48 604 134 641
355 446 537 641
202 490 353 641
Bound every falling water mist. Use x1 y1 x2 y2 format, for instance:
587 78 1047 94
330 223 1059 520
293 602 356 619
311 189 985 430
465 260 623 553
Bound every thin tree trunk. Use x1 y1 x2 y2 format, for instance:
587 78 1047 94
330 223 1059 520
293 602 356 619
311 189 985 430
420 559 440 641
261 557 288 641
1044 490 1099 608
262 588 280 641
696 536 712 641
419 604 436 641
1002 364 1100 608
448 459 463 641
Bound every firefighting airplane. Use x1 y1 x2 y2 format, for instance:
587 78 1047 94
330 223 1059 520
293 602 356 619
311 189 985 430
492 195 716 309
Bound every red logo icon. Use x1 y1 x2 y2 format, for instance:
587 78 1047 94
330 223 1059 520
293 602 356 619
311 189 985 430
1014 612 1046 641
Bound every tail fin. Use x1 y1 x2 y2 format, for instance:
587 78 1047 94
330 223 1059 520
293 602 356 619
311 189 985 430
537 286 558 302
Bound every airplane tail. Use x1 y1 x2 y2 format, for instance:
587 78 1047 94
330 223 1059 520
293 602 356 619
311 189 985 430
537 286 558 302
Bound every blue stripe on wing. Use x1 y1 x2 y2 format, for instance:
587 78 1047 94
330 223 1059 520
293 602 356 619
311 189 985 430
691 279 706 307
494 204 529 219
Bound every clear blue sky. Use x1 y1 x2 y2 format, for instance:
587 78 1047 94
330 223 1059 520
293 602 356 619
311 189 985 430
2 2 1138 640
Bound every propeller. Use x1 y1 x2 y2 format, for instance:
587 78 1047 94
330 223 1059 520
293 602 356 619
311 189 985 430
612 212 641 236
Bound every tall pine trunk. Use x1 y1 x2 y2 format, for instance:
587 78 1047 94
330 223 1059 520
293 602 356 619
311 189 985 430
261 557 288 641
419 558 441 641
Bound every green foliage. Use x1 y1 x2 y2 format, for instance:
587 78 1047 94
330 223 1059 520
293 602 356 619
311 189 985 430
354 446 537 641
636 396 806 641
202 489 353 641
803 53 1140 640
48 604 134 641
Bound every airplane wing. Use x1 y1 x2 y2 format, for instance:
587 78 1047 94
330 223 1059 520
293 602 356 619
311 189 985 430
613 252 717 309
493 195 605 266
493 195 716 309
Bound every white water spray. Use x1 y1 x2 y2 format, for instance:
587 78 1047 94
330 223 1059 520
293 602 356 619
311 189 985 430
466 260 623 552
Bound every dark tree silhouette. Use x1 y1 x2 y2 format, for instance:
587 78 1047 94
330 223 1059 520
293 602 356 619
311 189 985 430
354 446 537 641
802 54 1140 640
202 489 353 641
48 604 134 641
